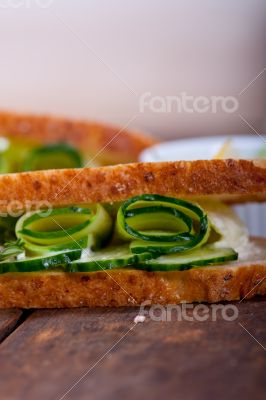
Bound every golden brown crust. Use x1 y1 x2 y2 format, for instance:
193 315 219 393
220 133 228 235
0 246 265 308
0 159 265 212
0 110 156 165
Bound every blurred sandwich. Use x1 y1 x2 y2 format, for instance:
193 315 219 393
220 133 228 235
0 110 156 170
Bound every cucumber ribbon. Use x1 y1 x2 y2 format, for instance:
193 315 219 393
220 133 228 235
2 195 238 273
15 205 112 255
116 194 211 255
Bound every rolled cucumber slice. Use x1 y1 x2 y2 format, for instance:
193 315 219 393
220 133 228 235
15 205 112 255
0 249 82 274
69 244 153 272
135 246 238 271
116 194 210 255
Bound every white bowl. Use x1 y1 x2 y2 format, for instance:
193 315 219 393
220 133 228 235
140 135 264 162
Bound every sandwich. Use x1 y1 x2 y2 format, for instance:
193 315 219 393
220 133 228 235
0 158 265 308
0 110 156 169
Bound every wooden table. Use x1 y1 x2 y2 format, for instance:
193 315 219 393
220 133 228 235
0 299 265 400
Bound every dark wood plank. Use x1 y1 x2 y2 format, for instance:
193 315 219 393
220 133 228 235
0 309 24 343
0 300 265 400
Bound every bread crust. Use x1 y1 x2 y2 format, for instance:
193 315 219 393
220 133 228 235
0 110 156 165
0 159 265 212
0 238 265 308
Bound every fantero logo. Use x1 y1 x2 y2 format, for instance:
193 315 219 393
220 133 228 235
0 200 52 218
137 300 239 322
139 91 239 114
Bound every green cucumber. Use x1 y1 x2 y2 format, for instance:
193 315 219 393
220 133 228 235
0 249 82 274
24 236 94 256
116 194 210 255
135 246 238 271
1 195 240 274
16 207 92 243
130 239 196 255
69 244 153 272
22 143 83 171
16 205 112 255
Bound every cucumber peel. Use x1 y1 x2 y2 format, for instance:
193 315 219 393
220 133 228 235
0 249 82 273
135 245 238 271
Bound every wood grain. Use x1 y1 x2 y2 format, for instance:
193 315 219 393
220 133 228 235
0 300 265 400
0 309 23 343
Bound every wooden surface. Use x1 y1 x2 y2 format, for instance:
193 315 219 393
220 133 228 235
0 299 265 400
0 309 23 343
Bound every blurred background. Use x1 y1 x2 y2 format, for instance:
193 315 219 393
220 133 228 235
0 0 265 139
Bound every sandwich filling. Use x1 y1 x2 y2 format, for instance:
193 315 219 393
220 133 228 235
0 138 83 173
0 194 248 273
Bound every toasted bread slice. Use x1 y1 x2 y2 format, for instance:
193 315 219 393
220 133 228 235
0 110 156 165
0 159 265 213
0 237 265 308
